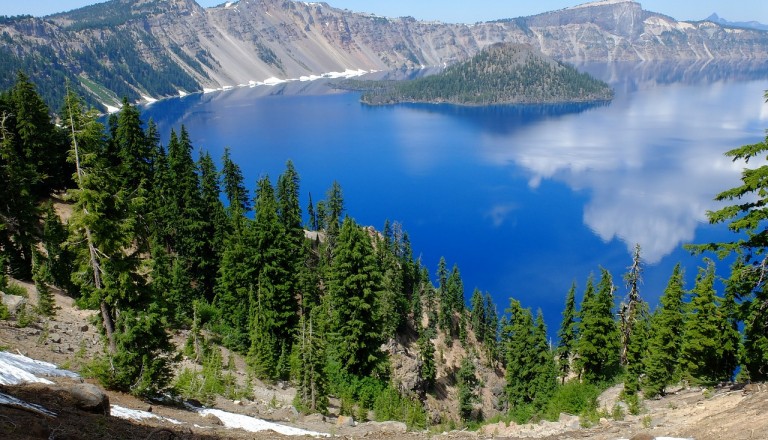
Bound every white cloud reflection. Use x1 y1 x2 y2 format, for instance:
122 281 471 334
479 80 768 263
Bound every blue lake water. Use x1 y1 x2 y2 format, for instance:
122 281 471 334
141 61 768 334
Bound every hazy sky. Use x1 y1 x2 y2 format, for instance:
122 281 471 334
3 0 767 24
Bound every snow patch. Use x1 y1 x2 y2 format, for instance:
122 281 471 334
111 405 183 425
104 103 121 114
197 408 329 437
178 90 189 97
0 391 57 416
141 95 158 104
0 352 79 386
203 88 218 94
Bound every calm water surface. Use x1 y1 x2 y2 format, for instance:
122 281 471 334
141 62 768 332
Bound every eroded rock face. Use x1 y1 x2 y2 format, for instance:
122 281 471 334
1 0 767 105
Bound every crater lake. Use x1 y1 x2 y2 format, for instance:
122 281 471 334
140 61 768 334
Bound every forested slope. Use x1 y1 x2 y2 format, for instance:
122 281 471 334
1 76 768 429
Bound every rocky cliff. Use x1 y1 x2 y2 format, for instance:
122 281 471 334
1 0 767 108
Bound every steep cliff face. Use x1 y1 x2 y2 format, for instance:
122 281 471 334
1 0 767 108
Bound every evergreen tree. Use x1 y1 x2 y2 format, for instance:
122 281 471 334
503 301 555 409
326 217 383 376
470 288 485 342
221 147 250 214
197 151 227 300
556 282 577 383
249 175 296 379
623 302 650 409
483 292 499 360
306 192 317 230
436 257 450 332
694 92 768 381
680 260 736 383
42 202 76 296
32 251 55 317
417 327 436 391
620 244 643 366
457 355 480 422
577 269 620 383
532 310 557 408
292 310 328 413
643 263 686 397
64 89 174 396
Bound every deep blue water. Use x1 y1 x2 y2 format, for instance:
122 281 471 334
141 61 768 336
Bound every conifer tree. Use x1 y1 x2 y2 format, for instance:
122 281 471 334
197 152 227 300
532 309 557 408
457 355 480 422
503 299 536 407
292 309 328 413
620 244 643 366
32 251 55 317
64 89 174 396
326 217 383 376
680 260 736 383
694 93 768 381
556 282 577 383
470 288 486 342
306 193 317 230
42 202 75 295
249 175 296 379
623 302 650 409
417 327 436 391
221 147 250 217
577 269 620 383
643 263 686 397
483 292 499 359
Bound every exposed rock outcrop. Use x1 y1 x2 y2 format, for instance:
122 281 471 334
1 0 767 109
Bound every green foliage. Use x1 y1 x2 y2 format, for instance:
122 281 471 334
292 311 328 414
457 356 480 422
175 346 242 404
417 327 436 390
32 251 56 317
4 282 27 298
690 91 768 379
556 282 578 383
360 43 613 105
91 306 176 397
373 387 427 430
326 217 384 376
644 263 686 397
502 300 556 410
680 260 738 384
577 269 621 383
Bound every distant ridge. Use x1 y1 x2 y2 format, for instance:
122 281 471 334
0 0 767 110
706 13 768 32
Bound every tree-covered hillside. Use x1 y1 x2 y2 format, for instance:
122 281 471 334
357 43 614 106
1 76 767 430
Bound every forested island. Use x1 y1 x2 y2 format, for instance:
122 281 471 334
348 43 614 106
1 74 768 436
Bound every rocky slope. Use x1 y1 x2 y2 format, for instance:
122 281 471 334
1 0 767 109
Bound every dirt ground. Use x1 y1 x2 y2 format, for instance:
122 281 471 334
2 283 768 440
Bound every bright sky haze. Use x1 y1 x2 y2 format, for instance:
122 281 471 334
3 0 767 25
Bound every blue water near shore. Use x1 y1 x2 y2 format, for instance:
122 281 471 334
141 61 768 334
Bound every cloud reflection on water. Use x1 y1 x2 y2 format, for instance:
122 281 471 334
475 70 768 263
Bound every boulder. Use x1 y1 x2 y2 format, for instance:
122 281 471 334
204 413 224 426
1 293 27 316
629 434 654 440
64 383 110 415
336 415 355 427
